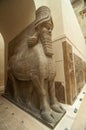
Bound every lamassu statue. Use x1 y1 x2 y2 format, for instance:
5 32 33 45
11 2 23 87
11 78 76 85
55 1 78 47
6 6 65 127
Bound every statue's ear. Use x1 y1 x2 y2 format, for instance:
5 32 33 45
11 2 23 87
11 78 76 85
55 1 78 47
27 33 38 47
35 24 42 33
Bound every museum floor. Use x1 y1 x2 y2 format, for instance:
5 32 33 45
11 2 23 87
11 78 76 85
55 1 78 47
0 85 86 130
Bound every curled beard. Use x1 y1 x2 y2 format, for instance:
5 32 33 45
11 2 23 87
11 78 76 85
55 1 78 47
40 31 53 57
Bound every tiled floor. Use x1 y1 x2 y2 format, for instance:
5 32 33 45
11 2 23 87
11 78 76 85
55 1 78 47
0 84 86 130
55 84 86 130
0 95 50 130
71 88 86 130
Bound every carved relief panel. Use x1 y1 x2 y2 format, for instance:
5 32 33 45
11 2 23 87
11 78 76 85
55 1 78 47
74 54 85 94
62 41 76 104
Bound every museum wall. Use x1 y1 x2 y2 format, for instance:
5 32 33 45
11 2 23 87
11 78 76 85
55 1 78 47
62 0 86 60
71 0 86 42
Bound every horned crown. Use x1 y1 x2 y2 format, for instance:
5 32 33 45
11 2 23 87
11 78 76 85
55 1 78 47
35 6 53 28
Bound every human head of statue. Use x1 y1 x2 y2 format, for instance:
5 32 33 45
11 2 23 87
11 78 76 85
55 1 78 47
35 6 53 32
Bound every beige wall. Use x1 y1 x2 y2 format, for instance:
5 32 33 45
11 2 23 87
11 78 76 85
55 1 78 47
72 1 86 41
62 0 86 60
53 40 65 85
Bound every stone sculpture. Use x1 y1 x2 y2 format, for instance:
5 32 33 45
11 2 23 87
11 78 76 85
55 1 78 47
6 6 65 127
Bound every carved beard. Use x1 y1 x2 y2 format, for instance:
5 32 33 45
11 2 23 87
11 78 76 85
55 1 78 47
40 28 53 57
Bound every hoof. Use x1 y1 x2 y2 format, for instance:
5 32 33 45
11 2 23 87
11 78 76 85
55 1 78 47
41 109 62 123
41 110 55 123
51 104 65 113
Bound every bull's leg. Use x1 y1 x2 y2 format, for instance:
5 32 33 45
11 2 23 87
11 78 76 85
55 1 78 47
48 80 65 113
31 75 55 123
25 83 34 109
8 71 22 104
